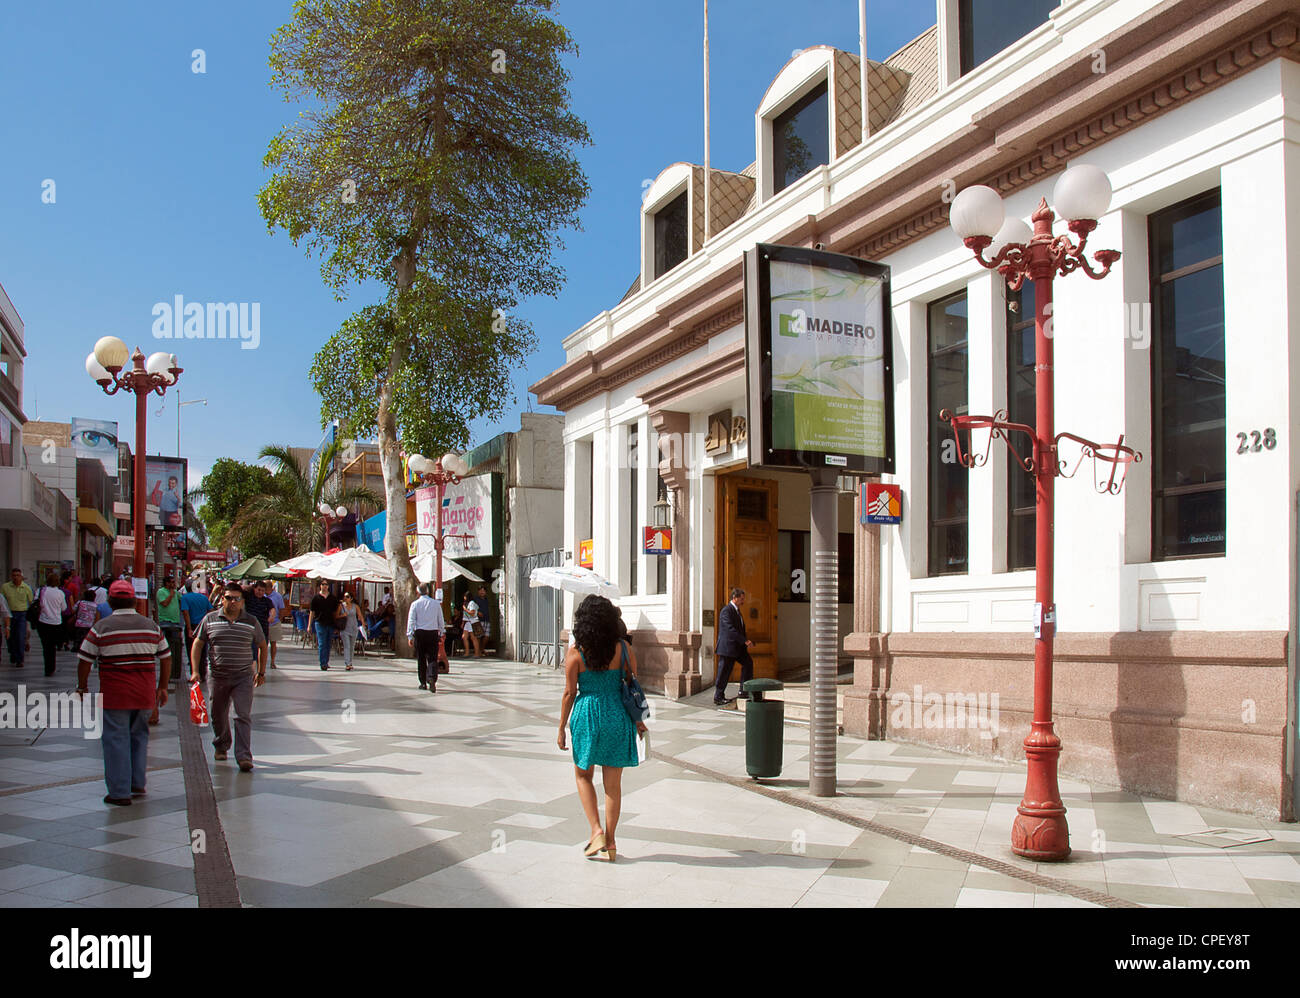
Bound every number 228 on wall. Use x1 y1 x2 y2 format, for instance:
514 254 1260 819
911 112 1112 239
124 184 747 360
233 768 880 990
1236 428 1277 454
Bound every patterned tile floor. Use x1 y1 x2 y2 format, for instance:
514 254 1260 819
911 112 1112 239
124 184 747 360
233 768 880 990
2 644 1298 908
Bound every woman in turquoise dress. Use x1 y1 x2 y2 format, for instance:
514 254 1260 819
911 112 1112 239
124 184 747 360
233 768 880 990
557 596 647 863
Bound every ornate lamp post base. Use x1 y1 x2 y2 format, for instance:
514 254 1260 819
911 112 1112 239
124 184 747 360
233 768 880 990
1012 724 1069 860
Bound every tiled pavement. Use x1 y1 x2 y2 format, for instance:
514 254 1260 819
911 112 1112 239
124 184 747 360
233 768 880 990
2 643 1299 908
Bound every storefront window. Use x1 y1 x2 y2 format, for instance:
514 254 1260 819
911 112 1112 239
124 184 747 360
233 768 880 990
653 191 688 279
626 425 638 595
929 292 969 575
1150 190 1225 559
1007 284 1036 570
772 80 829 195
958 0 1056 75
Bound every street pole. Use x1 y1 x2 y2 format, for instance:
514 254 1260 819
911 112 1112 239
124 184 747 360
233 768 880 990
87 344 182 615
947 166 1137 859
1019 236 1066 857
134 385 148 614
809 469 838 797
435 461 445 602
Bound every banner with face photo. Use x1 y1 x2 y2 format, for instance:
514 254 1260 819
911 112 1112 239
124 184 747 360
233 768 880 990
144 457 187 532
71 418 119 478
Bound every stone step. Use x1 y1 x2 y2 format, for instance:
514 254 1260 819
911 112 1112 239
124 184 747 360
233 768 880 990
768 685 844 729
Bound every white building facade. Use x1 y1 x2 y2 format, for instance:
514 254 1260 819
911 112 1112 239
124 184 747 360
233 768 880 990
534 0 1300 817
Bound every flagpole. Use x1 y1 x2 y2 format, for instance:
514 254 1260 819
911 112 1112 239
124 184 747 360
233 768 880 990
703 0 711 243
859 0 869 141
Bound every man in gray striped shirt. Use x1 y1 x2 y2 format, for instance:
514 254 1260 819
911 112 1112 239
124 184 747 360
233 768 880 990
190 586 266 772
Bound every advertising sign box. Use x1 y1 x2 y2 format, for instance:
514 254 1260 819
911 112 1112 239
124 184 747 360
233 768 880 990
643 527 671 556
744 244 895 475
862 482 902 524
143 457 187 531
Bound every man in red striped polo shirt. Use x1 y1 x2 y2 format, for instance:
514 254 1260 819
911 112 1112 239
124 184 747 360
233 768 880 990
76 580 171 806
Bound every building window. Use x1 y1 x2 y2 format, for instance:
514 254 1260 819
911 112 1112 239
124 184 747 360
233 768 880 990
0 411 11 467
777 530 854 603
1150 190 1225 560
929 292 969 576
1007 284 1036 570
626 425 639 595
772 80 829 195
958 0 1056 75
653 191 688 280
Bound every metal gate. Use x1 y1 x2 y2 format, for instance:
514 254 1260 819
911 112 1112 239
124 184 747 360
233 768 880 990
517 548 561 665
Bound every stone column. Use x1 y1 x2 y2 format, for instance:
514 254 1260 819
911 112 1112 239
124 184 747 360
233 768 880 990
651 409 701 697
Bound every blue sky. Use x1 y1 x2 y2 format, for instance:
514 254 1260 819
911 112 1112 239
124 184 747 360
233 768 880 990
0 0 936 493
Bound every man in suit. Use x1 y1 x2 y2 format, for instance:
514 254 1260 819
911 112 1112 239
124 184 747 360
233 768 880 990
713 586 754 707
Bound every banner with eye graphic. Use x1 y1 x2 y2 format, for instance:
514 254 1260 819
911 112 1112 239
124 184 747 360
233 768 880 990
71 417 120 478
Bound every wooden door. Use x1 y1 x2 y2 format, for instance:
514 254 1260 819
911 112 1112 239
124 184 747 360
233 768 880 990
715 475 779 680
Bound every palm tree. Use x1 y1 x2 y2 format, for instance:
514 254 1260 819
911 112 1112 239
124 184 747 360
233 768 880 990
226 439 382 557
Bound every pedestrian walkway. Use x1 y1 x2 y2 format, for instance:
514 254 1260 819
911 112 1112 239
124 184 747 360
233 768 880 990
2 645 1298 907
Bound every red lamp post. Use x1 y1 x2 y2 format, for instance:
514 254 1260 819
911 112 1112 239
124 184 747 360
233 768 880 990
86 340 182 615
947 165 1140 861
408 452 469 602
316 502 348 551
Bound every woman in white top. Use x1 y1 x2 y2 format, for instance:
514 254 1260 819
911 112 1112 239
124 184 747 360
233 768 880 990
461 593 483 658
36 572 67 677
338 590 364 671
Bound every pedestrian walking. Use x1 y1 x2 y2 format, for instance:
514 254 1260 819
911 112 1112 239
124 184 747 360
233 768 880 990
190 584 267 772
180 581 212 685
712 587 754 706
461 593 484 658
244 581 273 659
156 572 184 689
265 581 286 669
557 595 647 863
406 584 446 691
35 572 67 677
473 584 493 655
72 591 98 650
76 580 172 806
307 581 338 671
338 590 364 671
2 569 33 668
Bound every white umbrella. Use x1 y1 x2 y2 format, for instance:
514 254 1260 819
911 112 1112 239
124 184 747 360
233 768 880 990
410 553 484 585
529 564 621 598
271 552 328 575
309 547 392 582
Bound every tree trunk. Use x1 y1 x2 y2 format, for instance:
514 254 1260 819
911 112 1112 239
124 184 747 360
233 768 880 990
379 283 418 658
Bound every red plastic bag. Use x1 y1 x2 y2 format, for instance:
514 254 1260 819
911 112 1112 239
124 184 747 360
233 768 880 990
189 680 209 726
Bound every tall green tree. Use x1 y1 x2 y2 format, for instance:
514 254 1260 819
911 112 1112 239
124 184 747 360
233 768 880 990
258 0 589 649
193 458 277 548
225 441 381 560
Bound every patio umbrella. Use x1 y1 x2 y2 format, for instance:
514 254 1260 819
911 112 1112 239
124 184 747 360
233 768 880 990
309 547 392 582
528 564 621 598
410 553 484 586
270 552 327 578
224 556 275 580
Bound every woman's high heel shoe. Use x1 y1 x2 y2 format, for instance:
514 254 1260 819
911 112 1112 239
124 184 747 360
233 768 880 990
583 832 606 858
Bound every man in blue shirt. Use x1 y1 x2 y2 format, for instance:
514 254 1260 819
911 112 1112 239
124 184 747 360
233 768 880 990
180 582 213 684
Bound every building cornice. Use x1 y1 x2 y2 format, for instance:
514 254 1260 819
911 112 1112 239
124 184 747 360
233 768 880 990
532 0 1300 412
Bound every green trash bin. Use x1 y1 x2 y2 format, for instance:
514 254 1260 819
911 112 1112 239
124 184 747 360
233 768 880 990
743 679 784 779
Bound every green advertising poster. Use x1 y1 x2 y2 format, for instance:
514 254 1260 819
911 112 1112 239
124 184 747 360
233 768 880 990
768 260 887 460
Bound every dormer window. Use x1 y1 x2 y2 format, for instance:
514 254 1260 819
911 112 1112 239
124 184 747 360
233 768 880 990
958 0 1055 75
772 80 829 195
653 191 689 279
